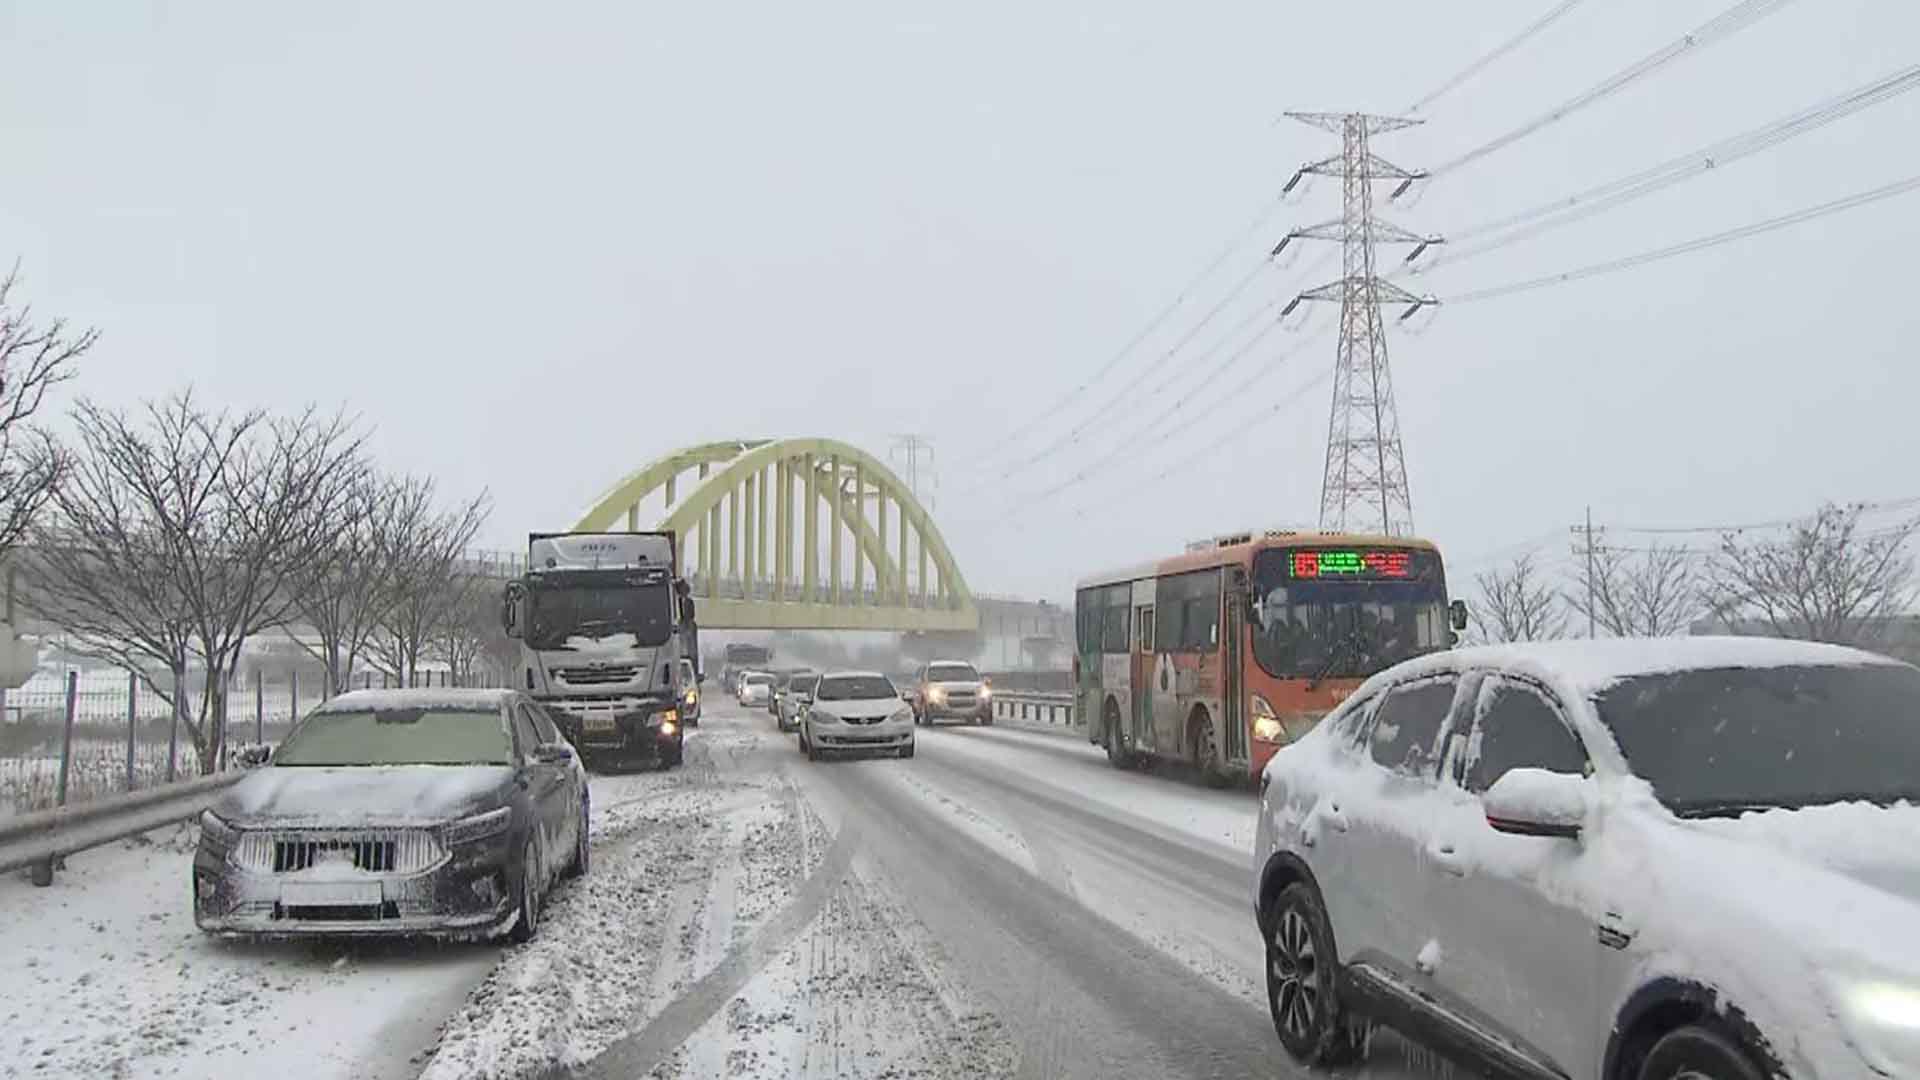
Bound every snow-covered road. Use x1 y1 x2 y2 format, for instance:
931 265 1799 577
2 699 1461 1079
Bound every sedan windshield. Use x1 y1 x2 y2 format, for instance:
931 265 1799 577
274 708 513 767
1596 662 1920 815
746 674 773 686
926 663 979 682
817 675 897 701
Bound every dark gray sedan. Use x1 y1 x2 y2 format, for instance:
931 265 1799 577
193 688 588 942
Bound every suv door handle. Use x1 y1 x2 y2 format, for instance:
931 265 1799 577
1427 840 1467 876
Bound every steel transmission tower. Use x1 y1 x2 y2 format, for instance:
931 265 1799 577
1276 112 1440 537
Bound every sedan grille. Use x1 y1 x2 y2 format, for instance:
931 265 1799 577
233 829 444 874
844 715 887 726
556 665 639 685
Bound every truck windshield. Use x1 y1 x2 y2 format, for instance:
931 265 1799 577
1250 548 1449 681
528 579 673 650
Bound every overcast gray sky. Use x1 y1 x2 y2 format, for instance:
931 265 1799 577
2 0 1914 602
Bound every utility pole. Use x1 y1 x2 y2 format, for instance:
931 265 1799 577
1570 507 1605 637
890 434 937 599
1276 112 1441 537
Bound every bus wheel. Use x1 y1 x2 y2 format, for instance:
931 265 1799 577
1190 711 1228 789
1103 702 1131 770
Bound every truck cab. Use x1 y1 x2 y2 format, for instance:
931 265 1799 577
502 532 695 771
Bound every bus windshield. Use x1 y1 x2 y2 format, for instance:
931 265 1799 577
1250 547 1448 681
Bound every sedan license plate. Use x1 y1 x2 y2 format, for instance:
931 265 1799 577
281 881 381 906
582 714 616 733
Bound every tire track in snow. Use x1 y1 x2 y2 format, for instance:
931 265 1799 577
571 819 861 1079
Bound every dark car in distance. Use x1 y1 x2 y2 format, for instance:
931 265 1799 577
193 688 589 942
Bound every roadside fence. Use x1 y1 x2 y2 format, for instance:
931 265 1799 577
0 665 501 818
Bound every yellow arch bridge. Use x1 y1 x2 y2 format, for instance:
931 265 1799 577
572 439 978 632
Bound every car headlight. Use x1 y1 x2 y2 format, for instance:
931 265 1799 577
444 806 512 846
890 706 913 723
199 810 238 846
1251 695 1285 743
811 710 838 725
978 685 992 699
684 690 698 706
928 687 947 703
1828 974 1920 1073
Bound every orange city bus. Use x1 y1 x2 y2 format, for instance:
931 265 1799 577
1073 530 1467 784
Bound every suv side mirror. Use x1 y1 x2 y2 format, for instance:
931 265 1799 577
1484 768 1586 839
1449 599 1470 632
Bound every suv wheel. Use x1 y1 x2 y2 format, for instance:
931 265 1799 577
1266 883 1366 1066
1637 1023 1764 1080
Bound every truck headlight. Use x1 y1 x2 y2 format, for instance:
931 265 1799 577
1251 695 1285 743
1828 974 1920 1074
444 807 512 846
657 708 678 725
928 687 947 704
978 685 992 699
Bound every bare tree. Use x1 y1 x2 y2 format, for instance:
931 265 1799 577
435 578 503 686
1565 541 1703 638
282 470 409 694
1471 553 1567 643
369 482 489 687
1702 502 1920 646
23 393 365 772
0 270 92 559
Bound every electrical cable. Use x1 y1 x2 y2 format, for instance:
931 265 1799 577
1407 0 1589 113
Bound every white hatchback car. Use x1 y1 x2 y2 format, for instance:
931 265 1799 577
799 671 915 761
1253 637 1920 1080
737 671 774 708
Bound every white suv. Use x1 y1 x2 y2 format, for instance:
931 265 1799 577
1253 637 1920 1080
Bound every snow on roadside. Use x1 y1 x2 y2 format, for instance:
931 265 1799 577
418 762 814 1080
0 824 494 1080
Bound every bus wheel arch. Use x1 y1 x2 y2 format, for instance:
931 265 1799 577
1188 706 1227 787
1102 696 1131 769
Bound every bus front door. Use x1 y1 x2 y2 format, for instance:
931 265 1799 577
1132 602 1155 753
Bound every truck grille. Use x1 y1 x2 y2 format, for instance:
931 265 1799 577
233 829 443 874
556 665 640 685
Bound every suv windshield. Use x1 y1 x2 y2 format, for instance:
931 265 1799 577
528 576 673 650
1251 548 1449 681
1597 663 1920 815
926 663 979 682
274 708 513 767
817 675 897 701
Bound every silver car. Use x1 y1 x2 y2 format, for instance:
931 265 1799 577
799 670 915 760
1252 637 1920 1080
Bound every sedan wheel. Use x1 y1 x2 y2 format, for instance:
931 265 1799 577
1638 1024 1764 1080
1266 883 1364 1065
508 836 542 943
563 798 590 879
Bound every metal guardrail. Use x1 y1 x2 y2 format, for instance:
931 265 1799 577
0 770 242 886
991 690 1076 728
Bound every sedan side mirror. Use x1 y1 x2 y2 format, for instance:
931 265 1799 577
1449 599 1470 632
534 742 576 765
1484 768 1587 839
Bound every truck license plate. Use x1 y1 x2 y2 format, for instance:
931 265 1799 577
582 714 616 732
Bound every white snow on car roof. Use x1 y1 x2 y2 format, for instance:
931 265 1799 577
819 670 888 680
1374 635 1899 699
316 688 513 712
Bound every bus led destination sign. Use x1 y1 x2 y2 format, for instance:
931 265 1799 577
1289 549 1413 580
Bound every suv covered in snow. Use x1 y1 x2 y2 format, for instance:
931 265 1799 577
1253 637 1920 1080
910 660 992 726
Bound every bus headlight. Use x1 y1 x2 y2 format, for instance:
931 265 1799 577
1251 695 1285 743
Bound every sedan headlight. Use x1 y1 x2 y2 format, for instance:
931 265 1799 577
890 706 913 723
1251 695 1285 743
199 810 238 846
444 806 512 846
1828 974 1920 1074
810 709 838 725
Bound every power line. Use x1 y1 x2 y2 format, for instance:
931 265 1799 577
1445 170 1920 304
959 192 1288 472
1410 64 1920 274
1423 0 1803 181
1611 495 1920 535
975 257 1273 487
1407 0 1589 113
